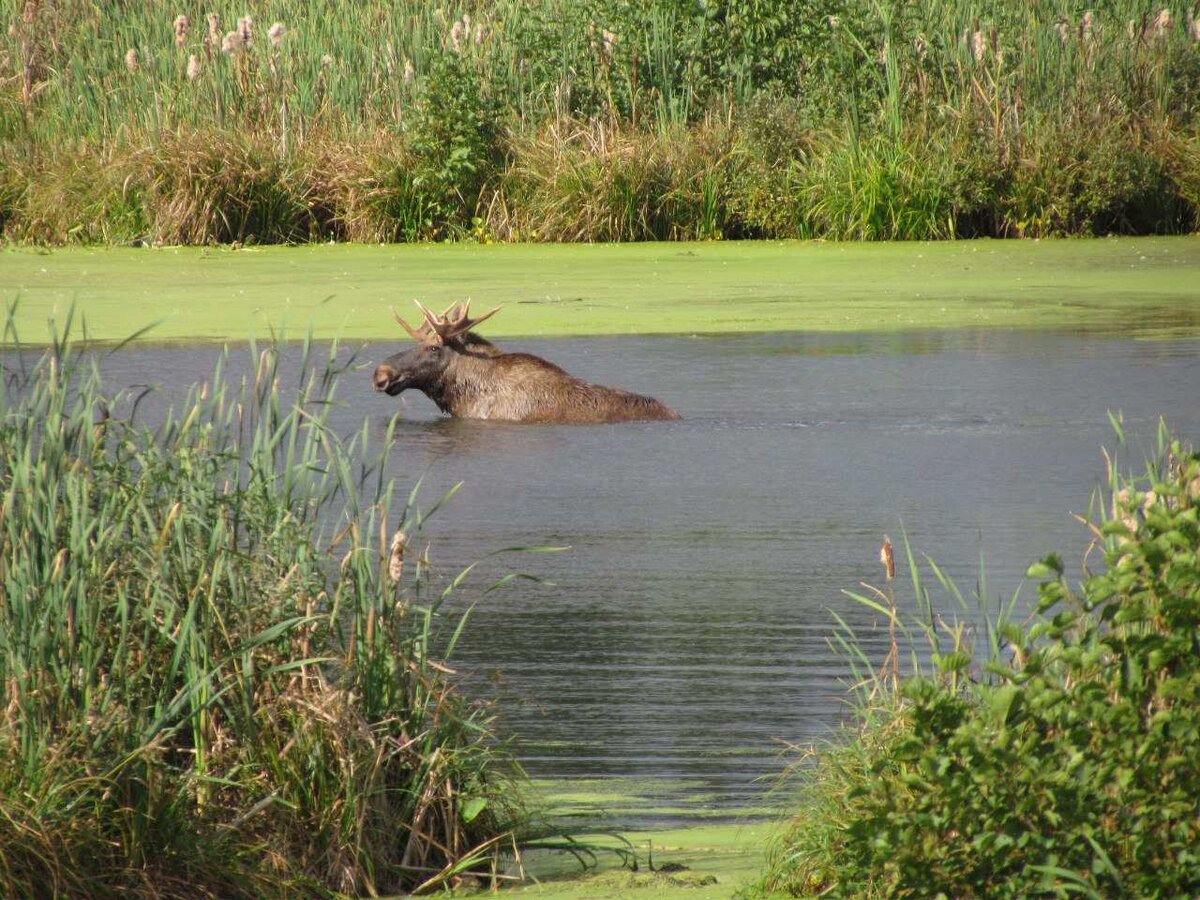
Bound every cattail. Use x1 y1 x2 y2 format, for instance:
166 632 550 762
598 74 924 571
388 530 407 583
221 30 243 55
124 47 139 72
474 21 485 45
237 15 253 45
449 18 463 52
913 34 927 59
186 53 202 79
1151 8 1171 39
403 57 415 84
1191 17 1200 42
174 14 189 48
268 21 285 46
321 53 333 67
207 13 221 47
1081 10 1096 43
601 28 619 58
827 15 840 30
880 537 896 581
1055 19 1070 45
971 29 987 61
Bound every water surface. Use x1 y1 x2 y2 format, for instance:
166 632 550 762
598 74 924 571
85 330 1200 823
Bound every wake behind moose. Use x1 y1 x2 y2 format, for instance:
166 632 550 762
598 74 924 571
373 302 680 424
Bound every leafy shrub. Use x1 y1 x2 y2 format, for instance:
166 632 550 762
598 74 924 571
726 90 814 238
404 51 503 237
762 433 1200 897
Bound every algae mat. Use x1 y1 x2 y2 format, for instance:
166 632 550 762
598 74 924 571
504 822 773 900
2 237 1199 343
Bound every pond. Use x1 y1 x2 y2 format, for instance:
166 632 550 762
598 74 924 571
88 329 1200 824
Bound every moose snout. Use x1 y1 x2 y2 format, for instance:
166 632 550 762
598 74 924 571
373 364 397 393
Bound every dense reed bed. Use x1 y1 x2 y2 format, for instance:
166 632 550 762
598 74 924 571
0 314 523 896
2 1 1199 243
757 427 1200 897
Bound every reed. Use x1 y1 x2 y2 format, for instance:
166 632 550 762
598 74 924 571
0 310 523 896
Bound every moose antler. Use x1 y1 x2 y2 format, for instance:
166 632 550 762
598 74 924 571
395 300 500 344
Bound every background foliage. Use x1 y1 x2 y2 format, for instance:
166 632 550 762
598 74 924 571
2 0 1199 243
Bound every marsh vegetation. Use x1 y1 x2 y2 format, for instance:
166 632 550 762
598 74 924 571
758 430 1200 897
0 320 524 897
3 1 1200 244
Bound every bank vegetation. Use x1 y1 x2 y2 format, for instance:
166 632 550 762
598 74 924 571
2 1 1199 244
759 429 1200 897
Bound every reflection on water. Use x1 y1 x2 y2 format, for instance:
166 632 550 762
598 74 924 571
20 329 1200 825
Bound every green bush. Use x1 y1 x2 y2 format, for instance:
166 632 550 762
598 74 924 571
404 51 503 238
762 433 1200 897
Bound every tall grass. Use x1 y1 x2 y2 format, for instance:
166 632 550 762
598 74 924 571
758 425 1200 897
2 1 1200 243
0 311 523 896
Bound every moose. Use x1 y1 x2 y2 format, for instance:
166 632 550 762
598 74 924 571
373 301 680 424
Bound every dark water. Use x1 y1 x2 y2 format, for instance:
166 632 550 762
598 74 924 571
59 330 1200 822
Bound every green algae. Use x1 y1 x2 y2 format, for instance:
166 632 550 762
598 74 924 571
505 822 775 900
3 237 1199 345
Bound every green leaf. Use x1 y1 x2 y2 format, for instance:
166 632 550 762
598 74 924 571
460 796 487 823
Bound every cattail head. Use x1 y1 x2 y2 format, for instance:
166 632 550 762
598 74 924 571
971 29 987 61
321 53 334 67
913 34 927 59
827 15 840 30
1152 8 1171 39
1191 17 1200 42
124 47 139 72
474 21 485 45
449 18 463 53
186 53 202 80
221 31 243 55
601 28 619 56
174 15 189 48
207 13 221 47
388 530 407 583
238 15 253 45
403 57 415 84
268 21 285 46
880 537 896 581
1081 10 1096 43
1055 19 1070 45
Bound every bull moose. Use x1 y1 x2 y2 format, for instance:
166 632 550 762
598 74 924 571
373 301 680 424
